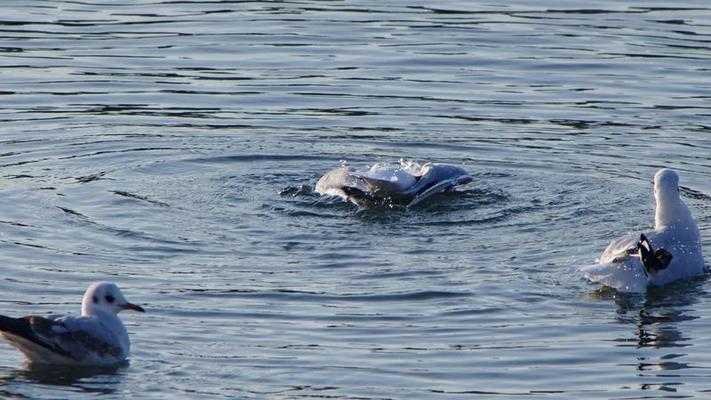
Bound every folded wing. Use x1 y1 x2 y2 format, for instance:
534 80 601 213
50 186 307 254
0 314 123 364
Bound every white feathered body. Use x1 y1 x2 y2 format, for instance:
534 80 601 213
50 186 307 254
582 225 704 292
581 169 705 293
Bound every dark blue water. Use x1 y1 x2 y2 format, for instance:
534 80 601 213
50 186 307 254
2 1 711 398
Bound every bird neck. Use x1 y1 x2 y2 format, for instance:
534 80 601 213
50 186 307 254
655 194 693 230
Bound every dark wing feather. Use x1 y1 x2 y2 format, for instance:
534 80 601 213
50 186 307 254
0 314 122 361
0 315 73 358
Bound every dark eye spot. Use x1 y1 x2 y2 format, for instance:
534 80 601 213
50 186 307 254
105 295 115 303
92 296 98 304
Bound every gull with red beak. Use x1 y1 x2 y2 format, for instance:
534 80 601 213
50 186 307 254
0 281 145 366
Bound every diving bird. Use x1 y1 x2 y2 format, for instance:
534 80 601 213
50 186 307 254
316 159 473 207
580 169 705 293
0 282 145 365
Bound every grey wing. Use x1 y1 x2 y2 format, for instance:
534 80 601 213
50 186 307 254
350 175 404 196
31 316 123 361
599 230 656 264
407 174 473 207
0 315 71 358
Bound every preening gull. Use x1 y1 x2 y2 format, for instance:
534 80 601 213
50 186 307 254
0 282 145 365
316 159 473 207
580 169 705 293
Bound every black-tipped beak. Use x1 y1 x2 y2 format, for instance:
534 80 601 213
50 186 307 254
122 302 146 313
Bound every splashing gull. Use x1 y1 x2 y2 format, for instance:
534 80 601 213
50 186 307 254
580 169 704 293
0 281 145 365
316 159 473 207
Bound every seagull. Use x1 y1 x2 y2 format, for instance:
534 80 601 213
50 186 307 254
0 281 145 366
316 159 473 207
580 169 705 293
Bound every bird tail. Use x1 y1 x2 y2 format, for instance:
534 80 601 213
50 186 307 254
0 315 35 339
579 261 647 293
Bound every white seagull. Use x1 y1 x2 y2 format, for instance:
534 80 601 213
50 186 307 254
580 169 705 293
316 159 473 207
0 281 145 365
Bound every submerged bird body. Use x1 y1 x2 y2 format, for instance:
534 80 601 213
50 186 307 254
0 282 144 366
316 159 473 207
581 169 704 292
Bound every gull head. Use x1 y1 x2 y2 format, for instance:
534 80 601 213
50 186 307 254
653 168 691 228
654 168 680 199
81 282 145 317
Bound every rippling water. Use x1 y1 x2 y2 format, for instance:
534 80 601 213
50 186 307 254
2 1 711 398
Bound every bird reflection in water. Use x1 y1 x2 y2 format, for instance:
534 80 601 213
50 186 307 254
611 281 702 349
0 361 126 395
611 278 706 392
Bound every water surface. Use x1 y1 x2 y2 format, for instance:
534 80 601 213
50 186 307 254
2 1 711 398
